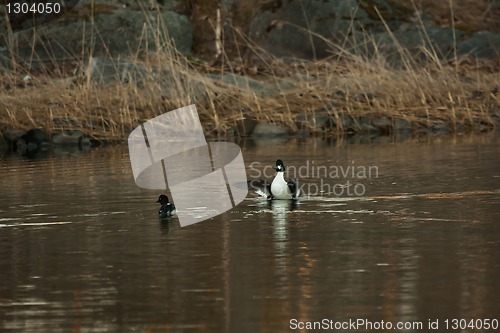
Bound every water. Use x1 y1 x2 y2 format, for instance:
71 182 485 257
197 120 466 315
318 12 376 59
0 133 499 332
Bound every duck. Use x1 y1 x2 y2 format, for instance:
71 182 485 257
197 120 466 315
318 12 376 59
156 194 176 218
269 159 300 200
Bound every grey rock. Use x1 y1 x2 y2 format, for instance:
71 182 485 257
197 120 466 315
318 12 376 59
340 116 356 132
52 130 85 145
457 31 500 59
251 123 289 137
394 131 412 142
431 122 451 133
208 73 295 96
394 118 412 131
16 139 38 154
490 115 500 125
346 134 375 144
1 7 192 68
85 56 207 102
245 0 480 64
358 117 379 133
249 0 375 59
2 129 26 142
326 115 354 130
24 128 49 144
372 116 392 130
0 137 7 153
52 117 80 127
86 57 151 85
372 27 465 65
80 137 93 151
295 110 331 130
236 117 258 136
208 73 269 94
296 129 310 138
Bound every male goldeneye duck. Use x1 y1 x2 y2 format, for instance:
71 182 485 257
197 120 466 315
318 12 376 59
156 194 176 218
269 159 300 200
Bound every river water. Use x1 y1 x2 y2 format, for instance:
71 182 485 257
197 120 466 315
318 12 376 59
0 133 499 332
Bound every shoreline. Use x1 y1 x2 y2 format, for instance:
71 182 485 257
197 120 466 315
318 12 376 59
1 121 499 157
1 1 498 156
1 56 498 156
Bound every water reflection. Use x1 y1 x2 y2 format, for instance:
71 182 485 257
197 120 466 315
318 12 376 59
0 133 499 332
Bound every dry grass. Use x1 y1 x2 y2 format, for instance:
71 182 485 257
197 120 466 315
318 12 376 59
0 4 498 142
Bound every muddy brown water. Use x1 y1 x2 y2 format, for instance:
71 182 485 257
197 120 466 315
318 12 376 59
0 133 499 332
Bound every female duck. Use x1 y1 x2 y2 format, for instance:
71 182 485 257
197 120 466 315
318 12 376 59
156 194 176 218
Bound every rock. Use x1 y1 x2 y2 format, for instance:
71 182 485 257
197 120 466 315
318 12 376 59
208 73 295 96
85 56 207 102
0 137 7 154
457 31 500 59
236 117 258 136
372 116 392 131
13 128 50 153
86 57 151 85
372 27 464 65
52 118 80 127
251 123 289 137
23 128 49 144
2 129 26 142
209 73 267 94
394 118 412 132
431 122 451 134
295 110 331 130
353 93 376 103
490 115 500 126
296 129 310 138
325 115 354 130
248 0 375 59
51 130 85 146
1 7 193 68
393 130 412 142
455 123 466 132
358 117 379 133
80 137 93 150
16 138 38 155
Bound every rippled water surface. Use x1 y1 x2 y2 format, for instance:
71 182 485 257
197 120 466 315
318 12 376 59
1 133 499 332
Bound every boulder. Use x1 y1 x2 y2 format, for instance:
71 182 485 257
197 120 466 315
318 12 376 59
86 57 151 85
0 6 192 68
23 128 50 144
295 110 331 130
2 129 26 143
0 137 7 154
372 27 464 65
431 122 452 134
51 130 85 145
372 116 392 131
251 123 289 137
457 31 500 59
394 118 412 132
236 117 258 136
248 0 375 59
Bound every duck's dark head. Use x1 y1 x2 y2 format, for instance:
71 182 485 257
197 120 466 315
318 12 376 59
275 159 285 172
156 194 170 205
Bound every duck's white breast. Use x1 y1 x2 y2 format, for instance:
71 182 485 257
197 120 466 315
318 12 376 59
271 172 293 199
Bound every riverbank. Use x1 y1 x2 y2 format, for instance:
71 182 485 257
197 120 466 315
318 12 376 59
0 52 498 151
0 1 498 154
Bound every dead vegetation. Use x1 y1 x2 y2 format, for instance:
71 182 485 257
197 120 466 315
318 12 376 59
0 2 498 142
